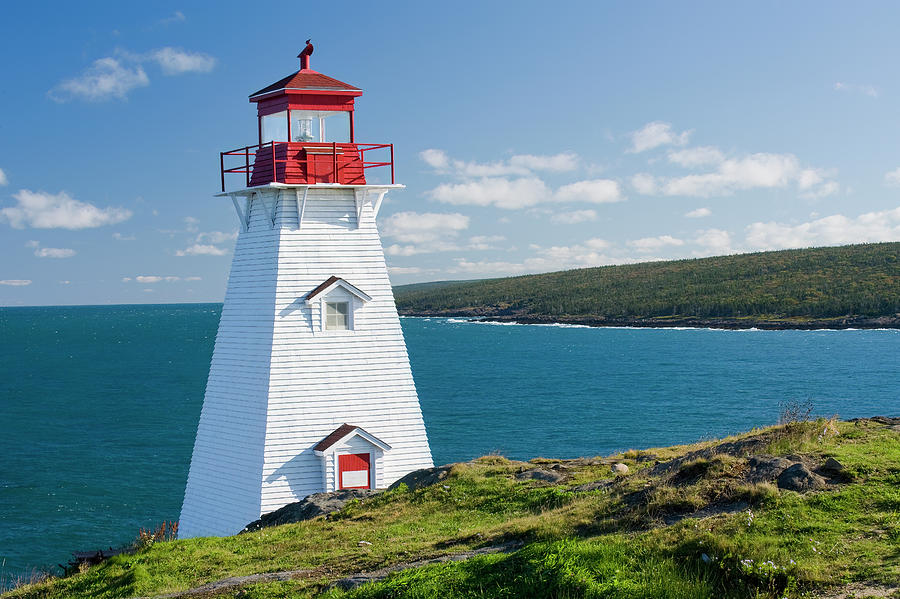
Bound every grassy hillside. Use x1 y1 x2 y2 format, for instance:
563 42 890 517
393 243 900 325
5 417 899 598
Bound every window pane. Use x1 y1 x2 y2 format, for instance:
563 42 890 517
261 111 287 143
291 110 350 143
325 302 349 330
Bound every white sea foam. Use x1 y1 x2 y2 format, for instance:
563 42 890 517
425 317 898 333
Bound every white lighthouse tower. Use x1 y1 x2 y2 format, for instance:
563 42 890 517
178 43 433 538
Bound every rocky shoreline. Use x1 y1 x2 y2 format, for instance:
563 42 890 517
400 311 900 330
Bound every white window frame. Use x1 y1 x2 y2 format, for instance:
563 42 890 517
318 295 357 334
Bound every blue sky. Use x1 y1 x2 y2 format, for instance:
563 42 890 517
2 2 900 306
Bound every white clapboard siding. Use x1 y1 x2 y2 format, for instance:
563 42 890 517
179 186 433 538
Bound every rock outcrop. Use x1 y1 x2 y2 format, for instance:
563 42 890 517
242 489 376 532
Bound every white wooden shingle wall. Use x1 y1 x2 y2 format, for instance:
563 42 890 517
180 187 433 537
261 188 432 514
179 198 277 538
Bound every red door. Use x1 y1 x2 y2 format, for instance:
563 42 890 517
338 453 371 489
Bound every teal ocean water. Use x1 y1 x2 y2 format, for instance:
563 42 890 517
0 304 897 584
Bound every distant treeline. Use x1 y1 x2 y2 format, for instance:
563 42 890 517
393 243 900 320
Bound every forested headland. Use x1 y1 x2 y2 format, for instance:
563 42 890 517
393 242 900 329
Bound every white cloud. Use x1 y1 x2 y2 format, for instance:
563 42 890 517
628 121 691 153
420 149 578 177
428 176 623 211
551 209 597 224
429 177 551 210
834 82 878 98
385 241 459 256
685 207 712 218
0 280 31 286
448 237 615 276
184 216 199 232
421 150 621 212
59 280 71 285
381 213 507 255
800 180 839 199
631 173 657 195
468 235 505 250
176 244 228 256
1 190 132 229
508 153 579 173
379 211 470 255
693 228 734 255
388 266 426 275
34 247 76 258
656 153 838 198
50 46 215 102
628 235 684 252
132 275 189 283
113 232 136 241
196 230 238 244
0 168 7 186
420 149 451 170
50 57 149 102
151 47 216 75
448 258 533 276
554 179 623 204
381 211 469 243
797 168 824 189
668 146 724 167
745 206 900 250
160 10 186 24
24 240 75 259
884 167 900 186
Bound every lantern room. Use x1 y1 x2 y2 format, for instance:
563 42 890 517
220 42 395 190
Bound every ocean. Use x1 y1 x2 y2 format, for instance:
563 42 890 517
0 304 897 585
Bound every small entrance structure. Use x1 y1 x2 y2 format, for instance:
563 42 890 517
313 424 391 491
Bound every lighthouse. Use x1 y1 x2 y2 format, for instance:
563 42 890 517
178 44 434 538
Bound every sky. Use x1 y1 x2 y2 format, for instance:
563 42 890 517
2 1 900 306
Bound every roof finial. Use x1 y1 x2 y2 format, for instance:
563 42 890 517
298 39 314 70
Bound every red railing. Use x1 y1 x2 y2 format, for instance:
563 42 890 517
220 142 394 191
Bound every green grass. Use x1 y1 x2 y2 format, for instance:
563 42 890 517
392 242 900 321
5 419 899 599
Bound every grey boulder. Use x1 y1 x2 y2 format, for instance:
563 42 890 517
388 465 453 491
242 489 376 532
777 463 826 492
515 468 565 483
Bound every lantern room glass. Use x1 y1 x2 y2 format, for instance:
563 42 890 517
291 110 351 143
261 111 288 144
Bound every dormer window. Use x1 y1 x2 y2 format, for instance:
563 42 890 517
325 301 350 330
305 276 372 333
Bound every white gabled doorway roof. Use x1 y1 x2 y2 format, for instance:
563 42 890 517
312 423 392 456
305 276 372 304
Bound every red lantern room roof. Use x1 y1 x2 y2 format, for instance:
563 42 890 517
249 70 362 100
249 40 362 102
